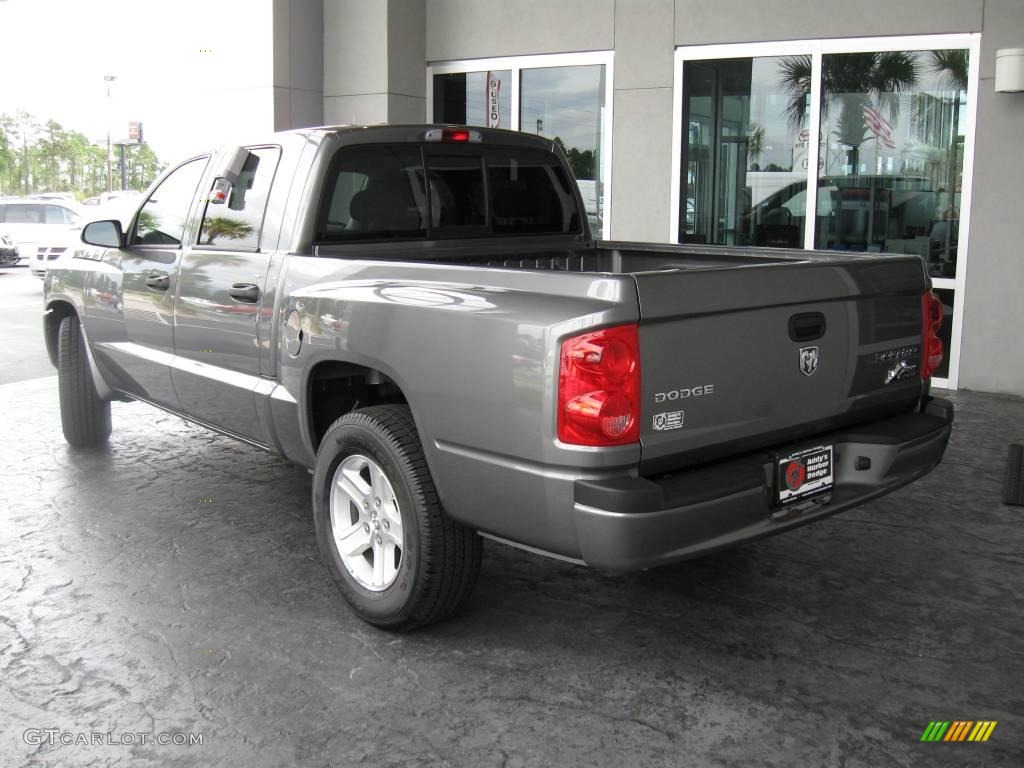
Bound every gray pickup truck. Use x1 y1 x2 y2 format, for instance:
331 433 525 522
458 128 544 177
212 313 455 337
43 125 953 630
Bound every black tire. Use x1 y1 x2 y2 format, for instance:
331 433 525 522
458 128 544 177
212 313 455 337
57 315 112 447
313 405 482 630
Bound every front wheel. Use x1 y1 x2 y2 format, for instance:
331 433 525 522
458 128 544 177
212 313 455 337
312 405 482 630
57 315 111 447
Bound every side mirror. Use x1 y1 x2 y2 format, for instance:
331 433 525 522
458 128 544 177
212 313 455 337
82 220 124 248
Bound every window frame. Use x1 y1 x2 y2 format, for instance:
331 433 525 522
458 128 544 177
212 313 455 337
427 50 614 240
671 33 981 390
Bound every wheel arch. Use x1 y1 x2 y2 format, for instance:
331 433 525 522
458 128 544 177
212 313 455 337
305 359 411 452
43 300 79 367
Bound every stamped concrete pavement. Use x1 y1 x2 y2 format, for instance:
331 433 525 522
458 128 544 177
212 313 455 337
1 378 1022 767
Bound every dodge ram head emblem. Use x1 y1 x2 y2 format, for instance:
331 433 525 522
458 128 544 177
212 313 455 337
799 346 819 377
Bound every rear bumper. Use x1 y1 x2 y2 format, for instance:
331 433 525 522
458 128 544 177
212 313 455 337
573 398 954 571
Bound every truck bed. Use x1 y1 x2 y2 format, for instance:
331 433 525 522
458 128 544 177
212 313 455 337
318 238 887 274
316 236 929 474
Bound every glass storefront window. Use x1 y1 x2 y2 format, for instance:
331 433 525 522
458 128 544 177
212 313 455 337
809 49 969 277
433 70 512 129
520 65 607 237
679 47 970 274
431 55 611 239
680 57 808 247
676 37 976 386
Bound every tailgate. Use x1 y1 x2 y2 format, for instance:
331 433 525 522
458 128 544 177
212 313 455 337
634 256 928 472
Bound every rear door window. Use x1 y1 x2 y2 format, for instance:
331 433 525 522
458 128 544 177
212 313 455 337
197 146 281 250
45 205 75 225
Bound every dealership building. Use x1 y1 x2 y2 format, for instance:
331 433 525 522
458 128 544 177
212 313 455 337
226 0 1023 396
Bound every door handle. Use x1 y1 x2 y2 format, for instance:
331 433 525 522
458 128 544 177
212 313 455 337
228 283 260 303
146 274 170 291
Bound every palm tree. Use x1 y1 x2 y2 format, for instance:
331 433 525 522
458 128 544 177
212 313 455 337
780 52 920 173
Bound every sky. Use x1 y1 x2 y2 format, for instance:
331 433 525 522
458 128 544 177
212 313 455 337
0 0 274 165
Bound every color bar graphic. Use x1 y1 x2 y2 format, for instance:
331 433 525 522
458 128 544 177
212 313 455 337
920 720 996 742
921 721 950 741
968 721 998 742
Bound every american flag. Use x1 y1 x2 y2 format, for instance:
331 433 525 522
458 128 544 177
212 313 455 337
863 104 896 149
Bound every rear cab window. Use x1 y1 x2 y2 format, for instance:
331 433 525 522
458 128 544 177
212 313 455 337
316 143 580 245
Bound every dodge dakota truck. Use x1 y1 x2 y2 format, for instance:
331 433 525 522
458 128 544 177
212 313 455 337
43 124 953 630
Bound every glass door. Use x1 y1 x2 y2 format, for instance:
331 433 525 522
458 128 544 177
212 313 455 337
674 35 979 388
680 57 808 247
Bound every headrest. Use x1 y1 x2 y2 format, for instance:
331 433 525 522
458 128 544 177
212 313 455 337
349 190 372 222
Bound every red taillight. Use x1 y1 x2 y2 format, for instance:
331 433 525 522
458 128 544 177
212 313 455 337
558 324 640 446
921 291 944 379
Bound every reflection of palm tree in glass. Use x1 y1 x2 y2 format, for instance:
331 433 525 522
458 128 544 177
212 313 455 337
929 49 967 92
137 210 158 236
201 216 254 245
928 50 968 216
747 123 765 168
780 52 919 172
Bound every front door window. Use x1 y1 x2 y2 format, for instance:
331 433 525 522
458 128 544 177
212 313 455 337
133 157 208 246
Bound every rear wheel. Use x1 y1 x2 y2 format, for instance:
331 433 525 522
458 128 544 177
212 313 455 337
57 315 111 447
312 405 481 630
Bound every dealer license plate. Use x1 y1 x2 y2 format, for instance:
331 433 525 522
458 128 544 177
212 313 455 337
776 445 834 505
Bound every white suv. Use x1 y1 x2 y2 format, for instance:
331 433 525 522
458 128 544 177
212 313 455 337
0 199 82 265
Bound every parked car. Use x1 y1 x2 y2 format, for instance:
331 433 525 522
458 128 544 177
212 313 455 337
29 192 78 204
30 244 73 278
30 198 138 279
44 125 952 630
0 233 19 267
82 190 142 208
0 198 82 264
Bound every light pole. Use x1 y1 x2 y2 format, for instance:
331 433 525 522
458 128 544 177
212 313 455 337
104 75 117 193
